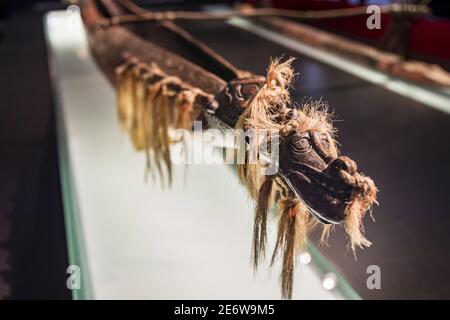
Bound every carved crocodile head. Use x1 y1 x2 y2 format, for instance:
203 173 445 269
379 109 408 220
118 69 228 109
217 76 377 226
279 128 376 224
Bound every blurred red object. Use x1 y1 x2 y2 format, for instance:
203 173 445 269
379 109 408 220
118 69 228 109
246 0 450 62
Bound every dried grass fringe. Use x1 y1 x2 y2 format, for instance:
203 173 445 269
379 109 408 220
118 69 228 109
340 170 378 254
236 57 377 299
116 60 204 186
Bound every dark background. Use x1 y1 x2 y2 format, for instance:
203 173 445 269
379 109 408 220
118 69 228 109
0 0 70 300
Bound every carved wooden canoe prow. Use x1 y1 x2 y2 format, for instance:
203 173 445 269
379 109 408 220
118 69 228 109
79 0 378 299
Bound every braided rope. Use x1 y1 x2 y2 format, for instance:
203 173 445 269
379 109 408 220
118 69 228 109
96 3 429 28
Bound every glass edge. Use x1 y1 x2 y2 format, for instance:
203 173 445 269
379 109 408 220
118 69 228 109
308 243 362 300
43 12 93 300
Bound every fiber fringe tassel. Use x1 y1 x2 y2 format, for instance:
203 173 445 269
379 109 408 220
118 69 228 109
252 176 274 270
270 201 315 300
342 171 378 254
116 61 200 186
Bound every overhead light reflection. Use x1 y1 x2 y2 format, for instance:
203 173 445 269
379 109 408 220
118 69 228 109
322 273 337 291
299 251 312 265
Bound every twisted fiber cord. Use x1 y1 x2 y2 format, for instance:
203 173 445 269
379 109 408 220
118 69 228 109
98 3 429 27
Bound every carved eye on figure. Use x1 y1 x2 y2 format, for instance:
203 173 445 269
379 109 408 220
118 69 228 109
292 137 312 154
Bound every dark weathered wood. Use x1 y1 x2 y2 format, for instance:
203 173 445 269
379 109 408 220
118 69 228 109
81 0 227 94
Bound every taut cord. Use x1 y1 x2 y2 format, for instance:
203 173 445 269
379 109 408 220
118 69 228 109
95 4 429 28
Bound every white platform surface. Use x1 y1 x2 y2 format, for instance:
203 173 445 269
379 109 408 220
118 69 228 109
45 10 344 300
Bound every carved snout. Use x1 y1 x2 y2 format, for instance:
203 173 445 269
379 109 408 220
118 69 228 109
326 156 357 177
